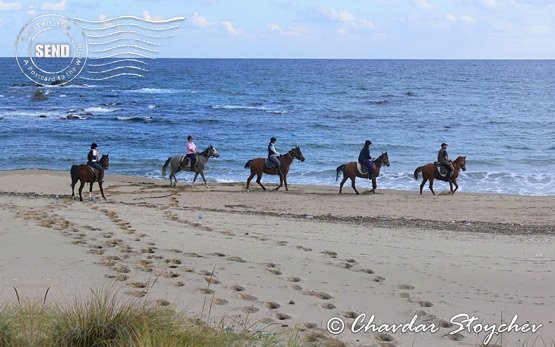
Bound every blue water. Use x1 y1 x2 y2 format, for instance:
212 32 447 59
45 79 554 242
1 58 554 195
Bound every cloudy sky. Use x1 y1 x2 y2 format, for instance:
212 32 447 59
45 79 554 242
1 0 554 58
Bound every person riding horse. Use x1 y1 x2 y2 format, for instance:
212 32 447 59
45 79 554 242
437 143 453 178
358 140 375 180
268 137 282 180
186 135 199 170
87 143 104 183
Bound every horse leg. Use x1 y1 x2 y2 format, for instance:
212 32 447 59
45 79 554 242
275 173 283 191
246 172 255 190
429 178 436 195
339 176 348 194
452 179 459 194
449 180 454 194
371 177 377 194
99 182 106 200
351 177 360 195
256 174 266 191
192 172 198 187
89 182 94 201
200 172 208 188
71 179 76 198
419 177 428 195
78 181 85 202
284 175 288 192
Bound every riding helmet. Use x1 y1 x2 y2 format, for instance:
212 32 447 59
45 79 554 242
441 143 447 147
270 137 277 143
91 143 98 149
365 140 372 146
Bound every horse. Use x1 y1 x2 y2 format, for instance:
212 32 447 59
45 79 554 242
335 152 390 195
162 145 220 187
244 146 305 191
414 156 467 195
70 154 110 202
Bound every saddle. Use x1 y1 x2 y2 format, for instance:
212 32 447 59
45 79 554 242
434 162 449 178
180 156 196 171
87 165 100 182
264 156 280 169
356 162 368 175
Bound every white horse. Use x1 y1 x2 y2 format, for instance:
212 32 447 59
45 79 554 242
162 145 219 187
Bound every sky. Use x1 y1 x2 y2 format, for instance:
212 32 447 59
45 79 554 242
1 0 555 58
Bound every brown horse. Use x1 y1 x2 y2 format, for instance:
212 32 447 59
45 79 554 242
336 152 390 195
414 156 466 195
244 146 305 191
70 154 110 201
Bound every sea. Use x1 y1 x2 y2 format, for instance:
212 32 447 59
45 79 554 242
1 58 554 195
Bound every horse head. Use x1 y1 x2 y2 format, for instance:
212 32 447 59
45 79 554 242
100 154 110 170
291 146 305 162
207 144 220 158
380 152 390 167
455 156 466 171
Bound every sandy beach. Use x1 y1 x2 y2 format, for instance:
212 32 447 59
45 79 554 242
0 169 553 346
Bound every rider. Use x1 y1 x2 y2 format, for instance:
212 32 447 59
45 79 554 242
268 137 282 179
358 140 375 181
438 143 453 178
87 143 104 182
186 135 198 169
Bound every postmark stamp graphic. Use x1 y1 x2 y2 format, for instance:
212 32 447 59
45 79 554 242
15 14 88 86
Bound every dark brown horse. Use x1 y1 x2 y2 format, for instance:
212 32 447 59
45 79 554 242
244 146 305 191
336 152 390 195
414 156 466 195
70 154 109 201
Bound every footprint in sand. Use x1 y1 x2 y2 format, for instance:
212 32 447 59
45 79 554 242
398 284 415 290
231 285 245 292
226 256 247 263
240 293 258 301
287 277 301 283
266 268 282 275
156 299 170 307
418 300 433 308
129 282 147 289
213 298 228 305
291 284 302 291
264 301 280 309
199 288 214 295
321 302 336 310
126 290 146 298
343 311 358 319
375 333 396 346
398 292 410 299
115 274 128 281
175 281 185 287
303 290 332 300
275 312 291 321
358 268 374 274
373 275 385 282
242 306 259 313
321 250 338 258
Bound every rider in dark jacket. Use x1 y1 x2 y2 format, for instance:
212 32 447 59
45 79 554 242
437 143 453 178
87 143 104 182
268 137 282 179
358 140 375 180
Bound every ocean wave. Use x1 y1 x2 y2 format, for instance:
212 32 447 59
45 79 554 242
128 88 180 94
61 114 88 120
148 104 156 110
211 105 268 111
84 106 119 113
116 116 153 122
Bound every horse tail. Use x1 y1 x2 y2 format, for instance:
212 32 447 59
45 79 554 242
244 160 252 169
335 164 345 182
162 157 172 177
70 165 78 185
414 166 424 180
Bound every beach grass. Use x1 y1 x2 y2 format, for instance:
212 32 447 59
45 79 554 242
0 287 307 347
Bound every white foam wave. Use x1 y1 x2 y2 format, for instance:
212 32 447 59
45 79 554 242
211 105 268 111
84 106 117 113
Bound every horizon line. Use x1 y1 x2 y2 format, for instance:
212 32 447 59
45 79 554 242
2 56 554 60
